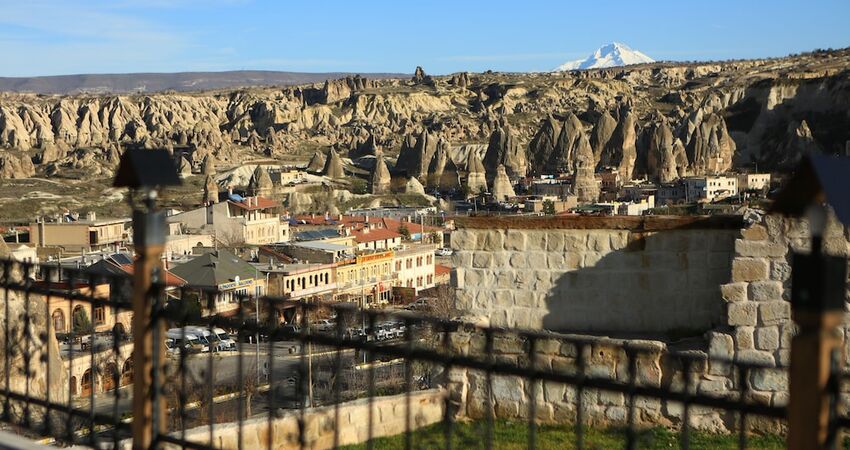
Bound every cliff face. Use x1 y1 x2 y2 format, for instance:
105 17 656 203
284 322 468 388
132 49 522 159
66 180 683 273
0 48 849 181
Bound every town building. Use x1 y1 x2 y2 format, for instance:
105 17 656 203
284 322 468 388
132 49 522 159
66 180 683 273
169 249 266 316
392 244 436 293
283 240 355 263
168 195 289 246
656 181 686 205
531 179 572 198
334 251 396 307
262 262 336 301
684 176 738 203
737 173 771 191
30 212 130 254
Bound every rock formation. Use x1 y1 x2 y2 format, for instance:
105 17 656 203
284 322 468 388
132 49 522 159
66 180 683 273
647 121 687 183
203 175 218 204
201 154 216 176
177 156 193 177
0 152 35 179
412 66 434 86
590 111 617 163
369 154 392 194
490 164 516 201
450 72 470 88
599 110 637 180
465 149 488 196
396 130 437 181
306 151 326 173
548 112 586 174
439 157 461 192
683 112 735 175
528 115 561 176
483 120 526 180
249 165 274 197
770 120 823 170
322 148 345 179
572 133 600 203
426 141 449 190
403 176 426 195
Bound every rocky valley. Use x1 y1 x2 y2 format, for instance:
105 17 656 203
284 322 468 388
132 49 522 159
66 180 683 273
0 47 849 222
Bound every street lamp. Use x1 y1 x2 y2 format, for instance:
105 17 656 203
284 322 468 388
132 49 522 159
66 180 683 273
771 154 850 450
113 148 181 450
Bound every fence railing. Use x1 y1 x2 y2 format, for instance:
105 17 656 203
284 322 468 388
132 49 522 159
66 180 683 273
0 256 847 449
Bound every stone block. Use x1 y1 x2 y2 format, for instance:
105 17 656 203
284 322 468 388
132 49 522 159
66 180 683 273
547 253 565 269
707 332 734 359
609 231 629 250
564 253 582 269
583 252 603 267
451 230 475 251
736 349 776 367
720 283 747 303
504 230 527 251
735 239 787 258
735 326 755 350
491 252 508 268
779 323 797 349
477 230 505 251
587 233 611 252
755 326 780 351
472 252 493 269
770 260 791 281
546 232 565 252
526 252 547 269
741 224 768 241
563 233 588 252
605 406 628 423
751 369 787 392
525 231 548 251
748 281 783 302
759 302 791 326
727 302 757 327
731 258 769 282
451 250 472 268
513 290 537 308
509 252 527 268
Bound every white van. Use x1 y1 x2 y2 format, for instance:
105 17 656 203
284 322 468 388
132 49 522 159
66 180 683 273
166 328 208 353
185 326 225 352
213 327 236 351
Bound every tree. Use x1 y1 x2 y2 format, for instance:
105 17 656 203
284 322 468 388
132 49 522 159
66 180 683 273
398 224 411 240
542 199 556 215
72 307 93 334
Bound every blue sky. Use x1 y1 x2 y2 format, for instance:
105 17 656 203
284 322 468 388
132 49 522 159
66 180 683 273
1 0 848 77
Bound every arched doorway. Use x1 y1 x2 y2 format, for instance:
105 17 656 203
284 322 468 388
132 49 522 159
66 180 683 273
52 309 66 333
102 363 119 392
81 370 93 397
121 358 133 386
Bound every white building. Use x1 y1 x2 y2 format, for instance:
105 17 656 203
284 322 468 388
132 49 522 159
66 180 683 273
684 176 738 203
168 196 289 246
392 244 436 294
737 173 771 191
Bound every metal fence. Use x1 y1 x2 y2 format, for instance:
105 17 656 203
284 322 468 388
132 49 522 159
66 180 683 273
3 256 848 449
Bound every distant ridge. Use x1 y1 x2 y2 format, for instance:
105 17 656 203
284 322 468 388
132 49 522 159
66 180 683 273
554 42 655 71
0 70 406 95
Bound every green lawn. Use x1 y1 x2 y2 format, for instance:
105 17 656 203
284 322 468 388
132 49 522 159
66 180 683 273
340 420 787 450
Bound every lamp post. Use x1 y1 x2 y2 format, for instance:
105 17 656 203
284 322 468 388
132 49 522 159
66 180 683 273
771 154 850 450
114 149 181 450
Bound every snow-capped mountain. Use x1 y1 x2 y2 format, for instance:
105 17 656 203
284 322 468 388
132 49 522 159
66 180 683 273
554 42 655 71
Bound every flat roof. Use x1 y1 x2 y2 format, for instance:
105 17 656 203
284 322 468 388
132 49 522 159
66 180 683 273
455 215 745 231
291 241 354 251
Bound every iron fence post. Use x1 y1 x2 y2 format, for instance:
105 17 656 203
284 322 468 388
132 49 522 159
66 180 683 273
787 231 847 449
131 206 167 450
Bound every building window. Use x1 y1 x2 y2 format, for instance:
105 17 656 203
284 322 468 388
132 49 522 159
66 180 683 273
427 274 433 284
427 255 432 265
52 309 66 333
395 261 401 271
94 307 105 325
416 277 423 287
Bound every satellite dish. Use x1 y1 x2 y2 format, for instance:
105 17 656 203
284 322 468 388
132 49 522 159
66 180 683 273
234 276 240 283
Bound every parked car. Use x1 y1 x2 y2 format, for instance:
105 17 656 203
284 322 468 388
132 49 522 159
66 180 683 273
279 324 302 340
313 319 335 333
408 297 435 311
166 329 207 353
435 247 453 257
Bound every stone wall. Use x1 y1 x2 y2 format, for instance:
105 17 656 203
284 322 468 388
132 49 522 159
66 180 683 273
170 389 445 450
451 216 741 334
448 213 850 433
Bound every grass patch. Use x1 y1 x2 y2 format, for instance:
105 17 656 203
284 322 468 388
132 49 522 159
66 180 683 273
339 420 786 450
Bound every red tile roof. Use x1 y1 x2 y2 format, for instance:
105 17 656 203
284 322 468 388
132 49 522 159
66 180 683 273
351 228 402 244
230 196 279 211
435 264 452 276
